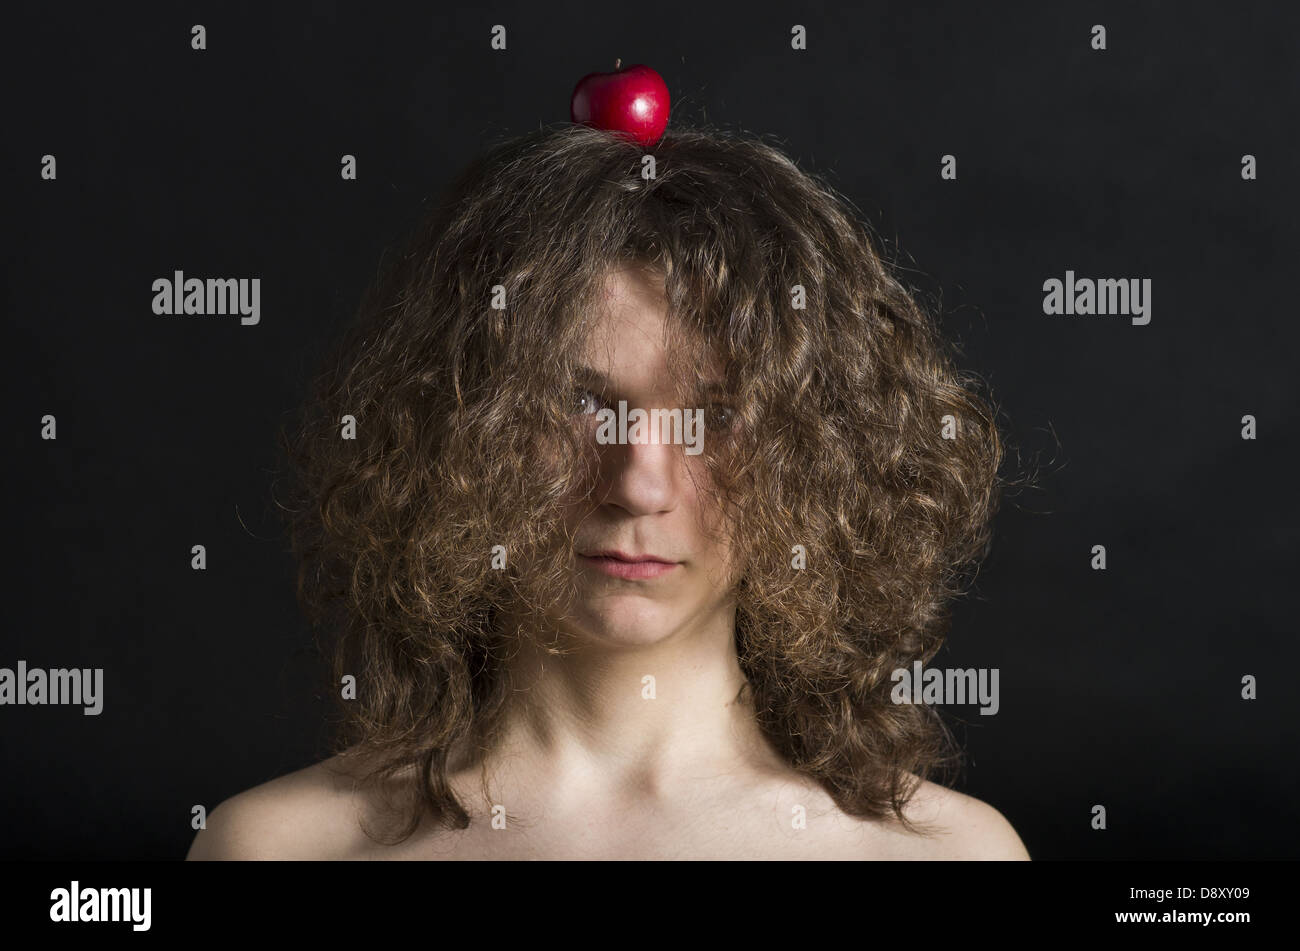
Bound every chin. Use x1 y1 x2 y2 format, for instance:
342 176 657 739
565 597 683 648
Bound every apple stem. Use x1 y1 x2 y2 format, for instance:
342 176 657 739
615 58 621 70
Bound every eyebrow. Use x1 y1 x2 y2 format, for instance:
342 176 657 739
572 364 730 398
572 365 612 391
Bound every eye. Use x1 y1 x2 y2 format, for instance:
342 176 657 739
571 387 606 416
705 403 737 430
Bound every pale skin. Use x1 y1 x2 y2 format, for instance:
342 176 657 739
187 264 1030 861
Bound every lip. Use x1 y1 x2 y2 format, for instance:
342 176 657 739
578 549 680 580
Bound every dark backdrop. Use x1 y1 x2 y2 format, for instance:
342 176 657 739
4 0 1297 860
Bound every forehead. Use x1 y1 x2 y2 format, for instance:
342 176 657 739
579 265 723 385
584 265 668 349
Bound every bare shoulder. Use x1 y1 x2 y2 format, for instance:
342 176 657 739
885 777 1030 860
185 754 375 860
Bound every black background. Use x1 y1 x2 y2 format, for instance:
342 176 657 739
4 1 1297 860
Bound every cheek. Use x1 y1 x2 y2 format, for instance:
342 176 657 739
533 419 601 508
682 455 730 527
680 461 741 584
560 496 595 538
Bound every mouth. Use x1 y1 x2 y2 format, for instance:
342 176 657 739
578 549 681 580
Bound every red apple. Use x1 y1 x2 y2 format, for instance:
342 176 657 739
570 63 670 148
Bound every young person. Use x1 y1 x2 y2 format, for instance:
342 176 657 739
188 125 1028 860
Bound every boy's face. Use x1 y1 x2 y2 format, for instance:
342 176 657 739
558 264 738 647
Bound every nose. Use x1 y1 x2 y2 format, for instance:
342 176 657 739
597 437 680 517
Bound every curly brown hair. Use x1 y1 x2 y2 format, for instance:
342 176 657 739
278 123 1005 844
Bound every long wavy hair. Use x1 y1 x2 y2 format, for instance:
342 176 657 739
278 123 1006 844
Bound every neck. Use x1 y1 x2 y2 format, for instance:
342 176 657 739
483 602 779 802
